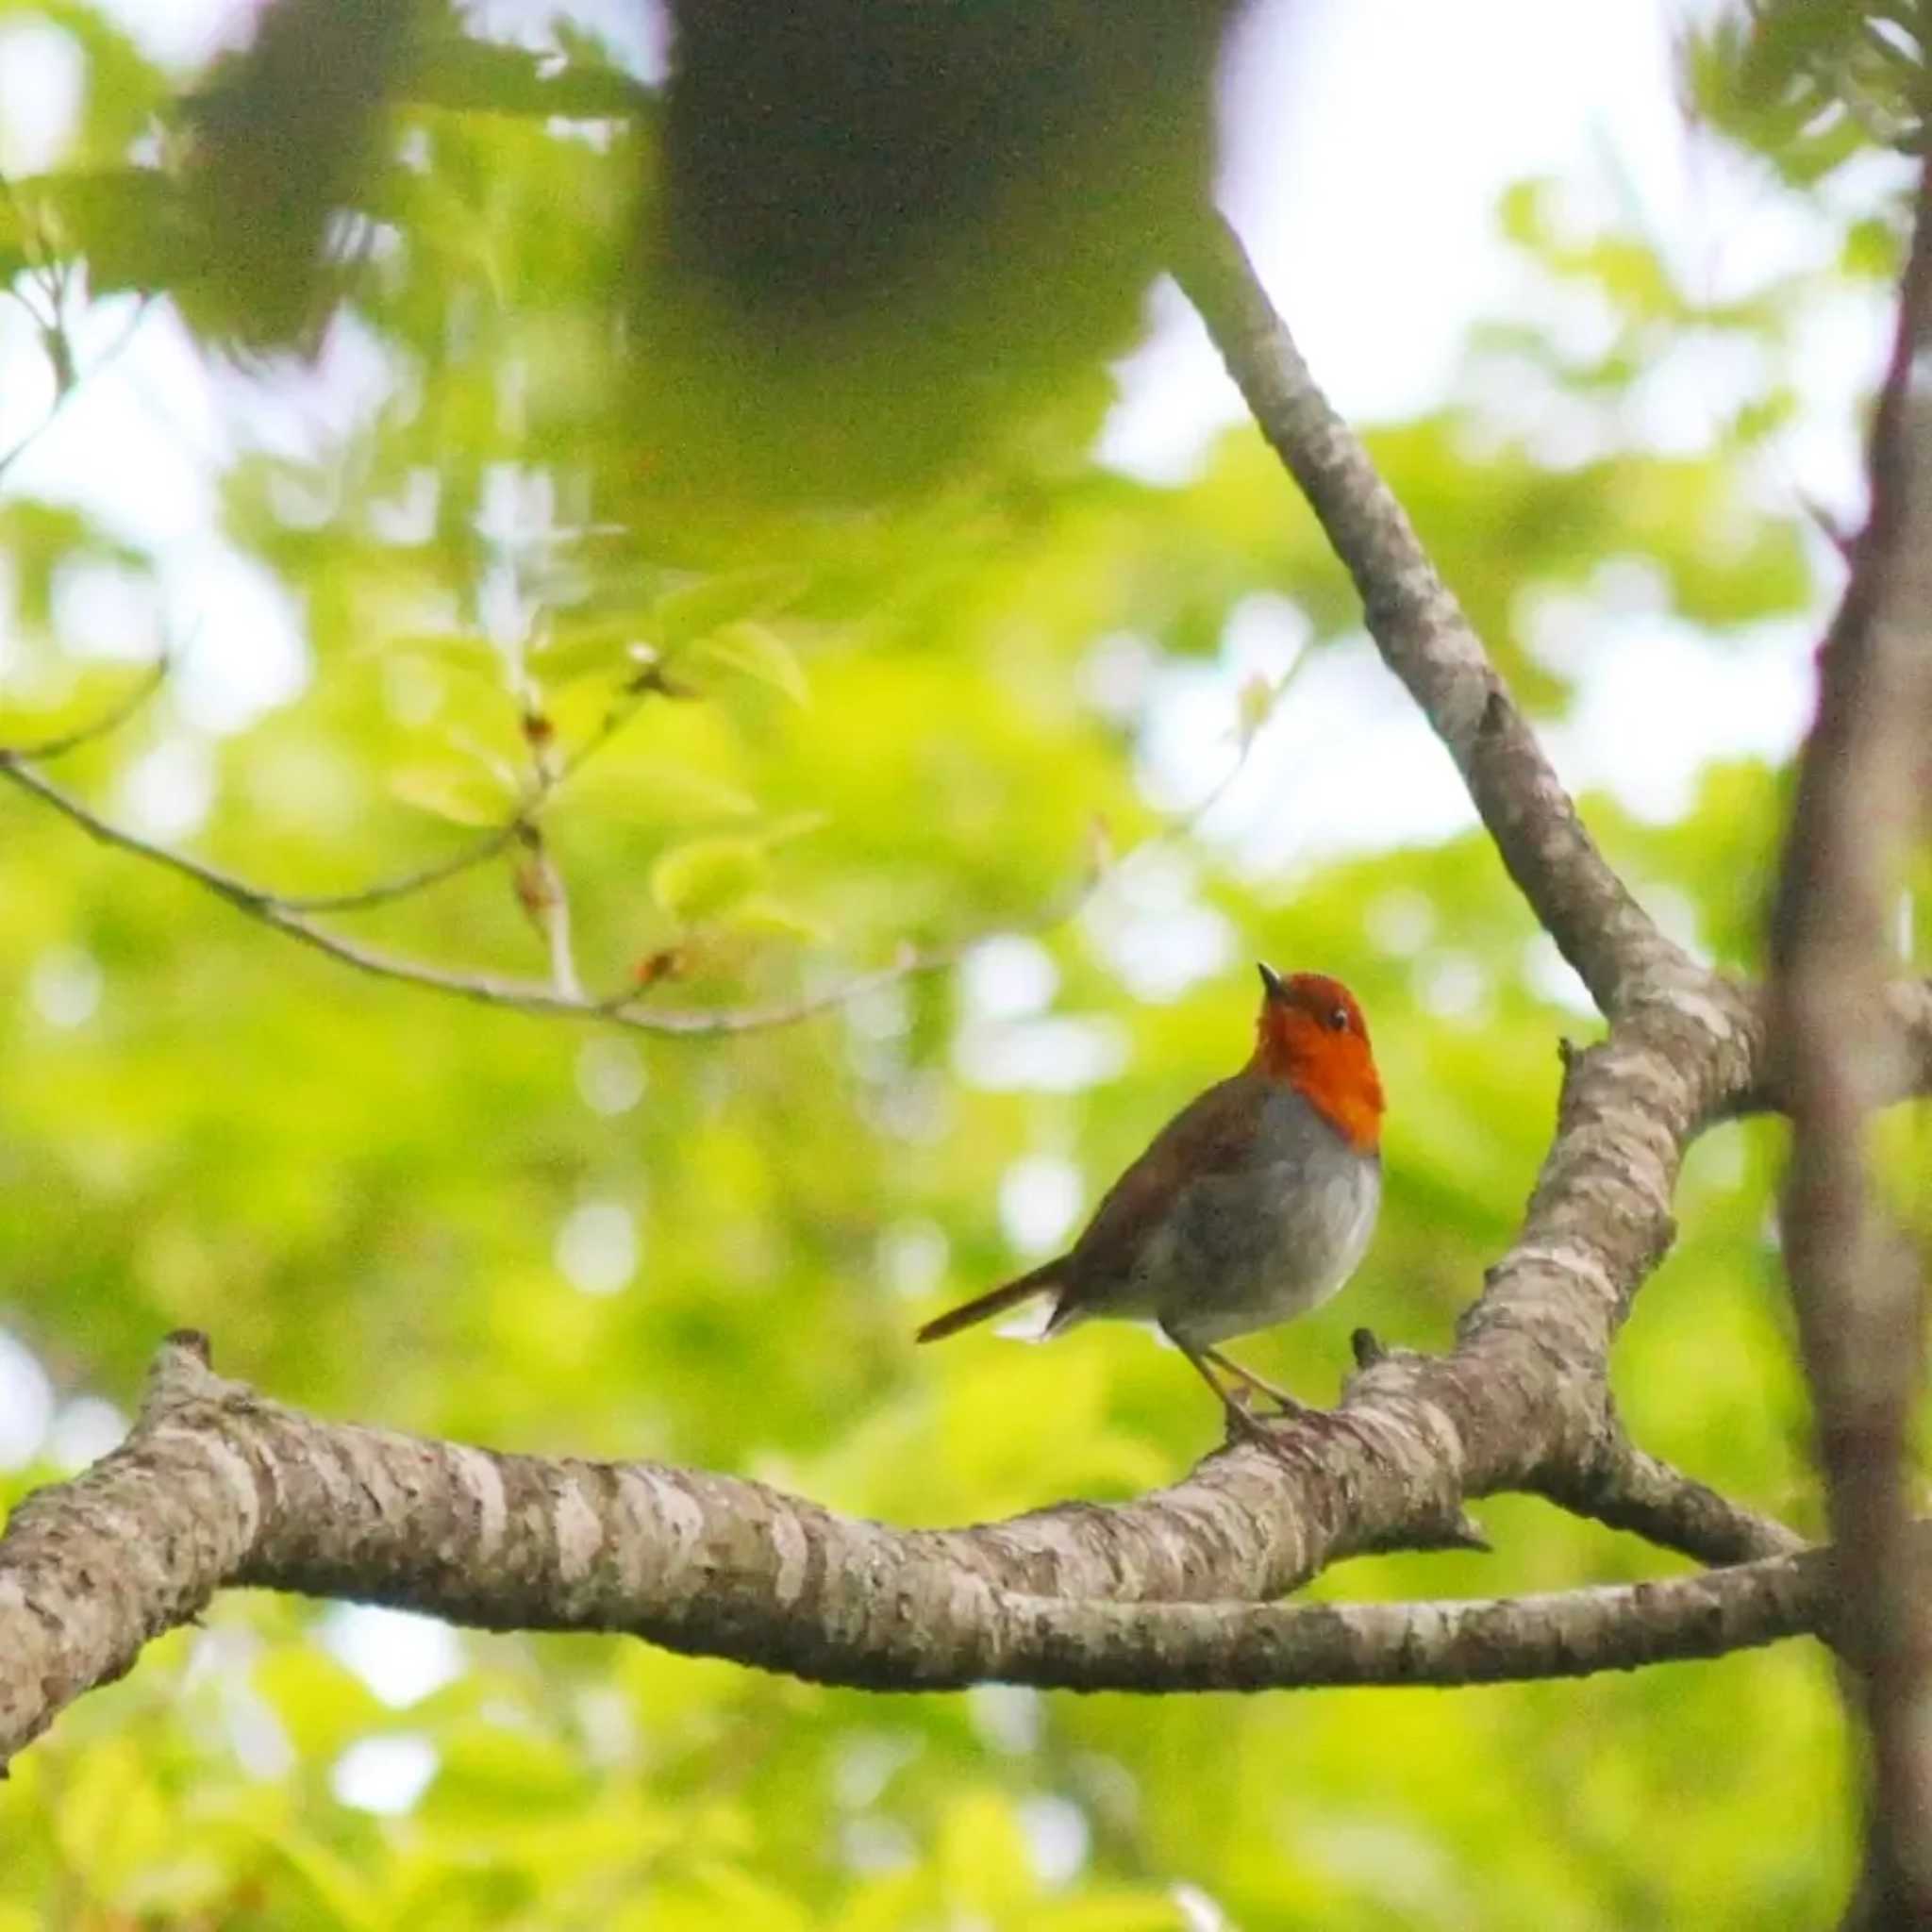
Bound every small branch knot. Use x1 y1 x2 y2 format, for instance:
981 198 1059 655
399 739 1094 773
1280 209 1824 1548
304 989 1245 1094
142 1329 228 1417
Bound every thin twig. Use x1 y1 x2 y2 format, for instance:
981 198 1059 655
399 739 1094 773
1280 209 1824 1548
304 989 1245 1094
277 822 526 912
0 606 1294 1035
0 291 158 488
281 664 664 913
0 754 984 1034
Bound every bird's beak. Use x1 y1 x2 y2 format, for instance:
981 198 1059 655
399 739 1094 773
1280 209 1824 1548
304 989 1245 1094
1257 960 1287 1002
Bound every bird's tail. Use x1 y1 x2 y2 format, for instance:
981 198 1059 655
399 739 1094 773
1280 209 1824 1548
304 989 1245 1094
915 1258 1065 1344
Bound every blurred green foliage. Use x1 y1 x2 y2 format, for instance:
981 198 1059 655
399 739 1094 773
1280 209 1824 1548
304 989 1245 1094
0 1 1920 1924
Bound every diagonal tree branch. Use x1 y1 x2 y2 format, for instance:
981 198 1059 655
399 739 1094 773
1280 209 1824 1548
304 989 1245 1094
1174 217 1693 1016
1768 140 1932 1927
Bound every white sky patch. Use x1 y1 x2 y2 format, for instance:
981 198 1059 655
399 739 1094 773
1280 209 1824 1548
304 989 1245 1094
1219 640 1481 870
53 560 162 663
1223 591 1312 691
1414 952 1494 1026
1080 629 1159 723
0 23 82 176
841 1817 917 1875
27 944 103 1029
875 1219 949 1300
575 1036 647 1117
331 1734 438 1815
968 1682 1042 1755
1105 0 1710 475
998 1156 1083 1257
954 1017 1129 1094
1020 1795 1091 1888
321 1604 465 1707
5 302 226 549
0 1331 55 1469
1547 615 1818 824
90 0 253 66
1365 890 1437 959
961 935 1059 1022
167 550 310 734
833 1730 924 1809
1082 848 1236 1005
225 1681 296 1780
1523 933 1595 1013
555 1198 638 1295
1636 882 1708 959
115 736 214 842
844 981 911 1044
47 1395 127 1470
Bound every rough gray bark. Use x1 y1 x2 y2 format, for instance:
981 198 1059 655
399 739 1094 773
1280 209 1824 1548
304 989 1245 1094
1769 141 1932 1929
0 213 1923 1787
0 1330 1820 1769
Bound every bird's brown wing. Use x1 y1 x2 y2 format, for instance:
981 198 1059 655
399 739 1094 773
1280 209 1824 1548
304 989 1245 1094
1056 1073 1275 1296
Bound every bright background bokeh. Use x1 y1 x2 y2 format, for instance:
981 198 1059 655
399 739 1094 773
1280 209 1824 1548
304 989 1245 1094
0 2 1912 1924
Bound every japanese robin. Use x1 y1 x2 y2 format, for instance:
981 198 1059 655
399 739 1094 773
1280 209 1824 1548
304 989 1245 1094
918 963 1383 1440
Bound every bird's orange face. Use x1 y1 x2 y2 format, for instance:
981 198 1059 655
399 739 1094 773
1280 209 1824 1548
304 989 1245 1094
1250 967 1384 1153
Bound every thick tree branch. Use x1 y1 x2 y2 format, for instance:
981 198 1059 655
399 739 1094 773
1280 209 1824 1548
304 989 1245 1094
1768 142 1932 1925
1174 217 1693 1016
0 1334 1829 1767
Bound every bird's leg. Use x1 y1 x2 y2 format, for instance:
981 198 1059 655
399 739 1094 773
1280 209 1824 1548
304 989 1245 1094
1174 1342 1276 1445
1200 1346 1313 1418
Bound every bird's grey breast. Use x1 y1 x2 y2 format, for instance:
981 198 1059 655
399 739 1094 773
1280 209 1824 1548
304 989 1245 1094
1158 1087 1381 1344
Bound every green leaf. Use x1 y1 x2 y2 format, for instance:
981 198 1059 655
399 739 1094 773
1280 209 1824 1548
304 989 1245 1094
390 761 515 826
0 168 197 296
728 894 828 941
1841 214 1901 281
654 569 808 651
755 809 829 848
253 1646 384 1757
686 621 810 706
534 613 653 689
650 836 772 922
558 757 758 824
399 32 655 120
1237 670 1276 747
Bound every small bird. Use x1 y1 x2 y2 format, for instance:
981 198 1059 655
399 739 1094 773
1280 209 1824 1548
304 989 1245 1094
917 963 1383 1441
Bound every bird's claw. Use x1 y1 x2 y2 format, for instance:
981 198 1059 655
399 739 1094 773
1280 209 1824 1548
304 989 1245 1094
1221 1394 1326 1451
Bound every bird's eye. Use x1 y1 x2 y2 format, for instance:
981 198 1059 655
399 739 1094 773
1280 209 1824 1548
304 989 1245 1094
1326 1006 1351 1033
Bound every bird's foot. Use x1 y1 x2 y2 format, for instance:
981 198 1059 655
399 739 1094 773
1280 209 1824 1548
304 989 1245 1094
1253 1389 1315 1420
1200 1346 1311 1421
1220 1395 1324 1449
1221 1398 1275 1445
